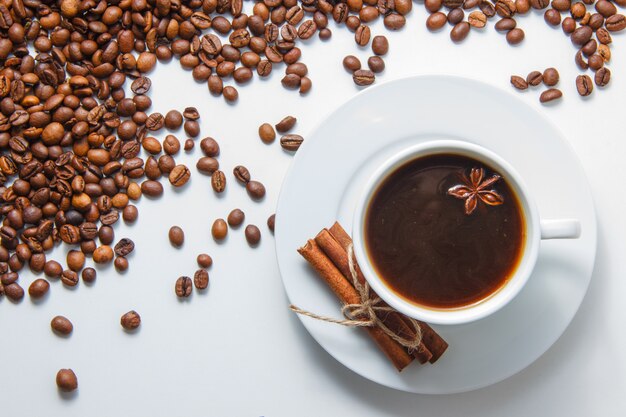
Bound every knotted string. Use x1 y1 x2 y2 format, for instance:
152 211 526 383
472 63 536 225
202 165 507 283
290 244 423 352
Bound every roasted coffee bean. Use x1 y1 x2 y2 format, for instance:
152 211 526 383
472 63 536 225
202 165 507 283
588 54 604 70
343 55 362 72
93 246 114 264
448 8 465 25
114 238 135 257
4 282 24 301
576 75 594 96
511 75 529 90
571 26 593 46
539 88 563 103
61 270 79 287
212 218 228 240
44 261 63 278
469 11 488 28
597 27 612 44
194 269 209 290
211 170 227 193
267 214 276 233
495 17 517 31
169 165 191 187
480 0 498 16
259 123 276 143
606 14 626 31
51 316 73 335
168 226 185 247
280 134 304 151
355 25 371 46
197 254 213 268
451 22 471 42
595 67 611 86
245 225 261 246
233 166 251 184
141 180 164 197
372 36 389 55
228 209 246 227
543 67 560 86
121 310 141 331
131 77 151 94
114 256 129 272
200 137 220 156
368 56 385 73
353 69 375 86
527 70 544 86
598 44 611 62
544 9 561 26
67 250 85 272
276 116 297 133
506 28 525 45
165 110 183 130
175 276 193 297
427 12 448 30
582 39 598 57
196 157 220 175
575 50 589 70
82 268 97 283
246 181 266 200
56 369 78 392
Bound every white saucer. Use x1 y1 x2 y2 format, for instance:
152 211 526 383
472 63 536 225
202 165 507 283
275 75 597 394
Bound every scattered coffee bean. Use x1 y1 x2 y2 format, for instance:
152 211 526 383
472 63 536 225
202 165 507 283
211 170 227 193
197 254 213 268
280 134 304 152
543 68 560 86
212 219 229 241
82 268 97 284
343 55 362 72
368 56 386 73
372 36 389 55
56 369 78 392
61 270 79 287
194 269 209 290
506 28 525 45
168 226 185 247
121 310 141 331
245 225 262 246
267 214 276 233
451 22 471 42
227 209 246 227
259 123 276 143
67 251 85 272
576 75 594 96
246 181 267 200
169 165 191 187
114 256 129 272
427 13 448 31
511 75 529 90
197 157 220 175
114 239 135 257
51 316 73 336
526 71 544 86
28 279 50 299
93 246 114 264
469 11 488 28
233 166 251 184
540 88 563 103
595 67 611 86
276 116 297 133
353 69 376 86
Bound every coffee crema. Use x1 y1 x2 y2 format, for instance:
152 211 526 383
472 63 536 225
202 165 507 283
364 153 525 309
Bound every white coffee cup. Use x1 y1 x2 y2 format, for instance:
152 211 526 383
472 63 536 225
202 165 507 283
352 140 581 325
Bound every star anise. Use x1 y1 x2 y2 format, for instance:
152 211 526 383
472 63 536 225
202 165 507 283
447 167 504 215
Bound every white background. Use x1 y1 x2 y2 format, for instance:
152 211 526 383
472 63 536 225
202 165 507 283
1 6 625 416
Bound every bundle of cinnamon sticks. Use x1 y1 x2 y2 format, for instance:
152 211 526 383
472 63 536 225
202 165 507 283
297 222 448 372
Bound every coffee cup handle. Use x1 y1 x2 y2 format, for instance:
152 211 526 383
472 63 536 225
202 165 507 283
540 219 581 240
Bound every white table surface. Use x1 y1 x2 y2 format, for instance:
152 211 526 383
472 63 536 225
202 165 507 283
1 8 624 417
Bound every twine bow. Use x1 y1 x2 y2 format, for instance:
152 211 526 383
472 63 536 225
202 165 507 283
290 244 423 352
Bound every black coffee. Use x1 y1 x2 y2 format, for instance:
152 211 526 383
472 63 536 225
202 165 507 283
364 153 525 309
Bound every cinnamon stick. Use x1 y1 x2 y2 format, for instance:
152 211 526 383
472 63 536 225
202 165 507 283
328 222 449 363
298 239 413 371
314 229 433 364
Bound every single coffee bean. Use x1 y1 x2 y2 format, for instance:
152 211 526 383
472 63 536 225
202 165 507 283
123 205 139 223
276 116 297 133
67 250 85 272
596 27 612 44
588 54 604 70
183 107 200 121
552 0 571 11
28 278 50 299
51 316 73 335
131 76 151 94
575 50 589 70
576 75 593 96
228 209 246 227
281 74 301 89
197 254 213 268
495 17 517 31
259 123 276 143
245 225 261 246
368 56 385 73
506 28 525 45
61 270 79 287
480 0 498 16
384 13 406 30
114 238 135 257
280 134 304 151
120 310 141 331
595 67 610 86
353 69 375 86
184 139 194 151
527 70 543 86
267 214 276 233
451 22 471 42
543 67 560 86
355 24 371 46
596 1 617 18
196 157 219 175
246 181 266 200
194 269 209 290
448 8 465 25
372 36 389 55
511 75 529 90
517 0 531 13
539 88 563 103
343 55 362 72
469 11 488 28
233 166 251 184
571 25 593 45
114 256 129 272
4 283 24 301
168 226 185 247
211 170 227 193
141 180 164 197
165 110 183 130
212 219 228 240
562 16 576 34
93 245 114 264
544 9 561 26
169 164 191 187
426 12 448 30
606 14 626 31
82 268 97 283
45 261 63 278
56 369 78 392
200 137 220 156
